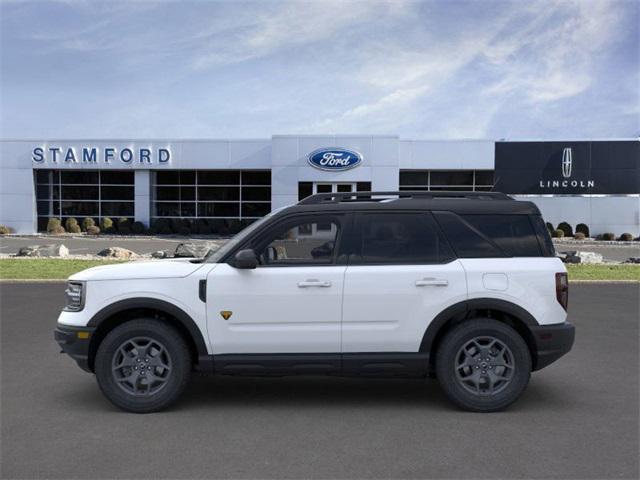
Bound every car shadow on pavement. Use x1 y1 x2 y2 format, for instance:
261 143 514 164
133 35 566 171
54 374 573 414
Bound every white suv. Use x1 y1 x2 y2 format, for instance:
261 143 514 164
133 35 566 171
55 191 574 413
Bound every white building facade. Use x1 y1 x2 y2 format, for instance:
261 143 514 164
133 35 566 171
1 136 638 236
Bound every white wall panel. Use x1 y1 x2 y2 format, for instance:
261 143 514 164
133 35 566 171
518 195 640 236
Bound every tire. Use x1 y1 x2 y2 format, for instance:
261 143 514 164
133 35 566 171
435 318 531 412
95 319 192 413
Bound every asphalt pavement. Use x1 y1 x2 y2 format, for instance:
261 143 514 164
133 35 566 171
1 283 638 479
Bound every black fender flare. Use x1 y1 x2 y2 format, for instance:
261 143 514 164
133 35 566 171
419 298 539 353
87 298 209 357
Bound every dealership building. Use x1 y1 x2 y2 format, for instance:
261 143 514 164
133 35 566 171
0 136 638 235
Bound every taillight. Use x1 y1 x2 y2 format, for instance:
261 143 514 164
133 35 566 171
555 272 569 311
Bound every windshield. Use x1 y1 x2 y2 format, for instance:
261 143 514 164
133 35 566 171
204 207 288 263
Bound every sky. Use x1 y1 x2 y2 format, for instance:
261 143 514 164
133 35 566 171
1 0 638 140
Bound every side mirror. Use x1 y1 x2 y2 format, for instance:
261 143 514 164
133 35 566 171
233 249 258 269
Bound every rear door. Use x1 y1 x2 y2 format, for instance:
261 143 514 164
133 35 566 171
341 211 467 353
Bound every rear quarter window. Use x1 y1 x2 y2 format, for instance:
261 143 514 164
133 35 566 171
433 212 504 258
461 214 542 257
433 212 543 257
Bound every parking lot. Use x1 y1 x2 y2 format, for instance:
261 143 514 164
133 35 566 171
1 282 638 479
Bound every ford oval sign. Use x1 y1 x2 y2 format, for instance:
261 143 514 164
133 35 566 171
307 148 362 171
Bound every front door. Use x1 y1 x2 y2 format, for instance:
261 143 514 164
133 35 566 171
206 213 347 355
341 211 468 353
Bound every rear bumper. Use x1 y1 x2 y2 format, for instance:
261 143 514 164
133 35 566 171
530 321 575 371
54 325 95 373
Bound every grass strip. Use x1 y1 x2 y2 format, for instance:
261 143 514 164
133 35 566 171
0 259 638 281
565 264 640 281
0 259 126 280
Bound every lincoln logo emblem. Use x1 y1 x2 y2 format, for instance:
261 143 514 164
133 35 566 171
561 147 572 178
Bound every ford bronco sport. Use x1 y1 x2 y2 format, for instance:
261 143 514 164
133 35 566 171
55 191 574 413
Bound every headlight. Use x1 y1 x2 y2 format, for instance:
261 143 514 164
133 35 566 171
63 281 85 312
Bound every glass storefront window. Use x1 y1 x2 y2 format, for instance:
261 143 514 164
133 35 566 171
35 169 134 231
151 170 271 221
399 170 494 192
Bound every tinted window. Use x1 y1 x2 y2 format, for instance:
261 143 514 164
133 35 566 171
433 212 504 258
257 216 340 266
430 171 473 186
353 213 454 264
462 215 542 257
530 215 556 257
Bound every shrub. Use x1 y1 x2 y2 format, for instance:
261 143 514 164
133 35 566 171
65 217 78 230
573 232 586 240
50 225 66 235
47 218 62 233
81 217 95 231
599 232 615 241
131 221 146 234
557 222 573 238
169 218 191 235
65 217 81 234
117 217 131 234
101 217 114 233
618 233 633 242
575 223 590 238
152 218 173 235
545 222 554 233
86 225 101 235
552 229 565 238
195 219 212 235
0 224 14 235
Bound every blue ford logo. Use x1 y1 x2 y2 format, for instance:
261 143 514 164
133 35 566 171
307 148 362 171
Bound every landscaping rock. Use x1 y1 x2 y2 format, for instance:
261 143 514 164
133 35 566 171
555 252 568 261
624 257 640 264
151 250 168 259
97 247 137 259
17 244 69 257
560 251 604 264
174 243 211 258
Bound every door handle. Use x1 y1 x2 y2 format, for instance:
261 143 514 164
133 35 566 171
297 279 332 288
415 278 449 287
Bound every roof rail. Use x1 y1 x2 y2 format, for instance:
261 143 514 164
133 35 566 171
297 190 513 205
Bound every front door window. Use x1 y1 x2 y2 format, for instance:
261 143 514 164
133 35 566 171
307 183 355 235
257 216 341 266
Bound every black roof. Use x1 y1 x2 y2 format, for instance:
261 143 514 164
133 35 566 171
282 191 541 216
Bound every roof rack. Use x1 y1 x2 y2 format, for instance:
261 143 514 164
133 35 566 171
298 190 513 205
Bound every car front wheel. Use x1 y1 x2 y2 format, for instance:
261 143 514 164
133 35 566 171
436 318 531 412
95 319 192 413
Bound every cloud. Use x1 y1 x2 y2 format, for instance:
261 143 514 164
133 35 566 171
0 0 637 139
191 0 413 70
481 0 622 102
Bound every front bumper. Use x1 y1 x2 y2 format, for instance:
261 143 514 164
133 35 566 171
530 321 575 371
54 325 95 373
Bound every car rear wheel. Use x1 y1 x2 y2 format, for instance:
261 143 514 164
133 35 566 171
95 319 191 413
436 318 531 412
